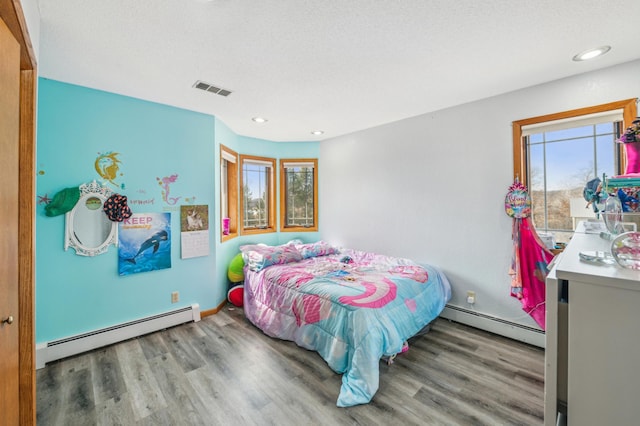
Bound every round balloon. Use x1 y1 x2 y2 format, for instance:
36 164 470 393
505 181 531 218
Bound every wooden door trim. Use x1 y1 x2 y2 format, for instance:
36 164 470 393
0 1 36 425
19 69 36 426
0 0 36 70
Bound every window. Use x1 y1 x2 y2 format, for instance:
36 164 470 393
513 99 637 242
280 159 318 232
240 155 276 234
220 145 238 241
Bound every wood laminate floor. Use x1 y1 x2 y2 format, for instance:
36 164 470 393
36 305 544 425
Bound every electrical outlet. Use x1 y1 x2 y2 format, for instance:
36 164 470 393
466 291 476 304
171 291 179 304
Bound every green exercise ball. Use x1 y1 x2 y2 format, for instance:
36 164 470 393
228 253 245 283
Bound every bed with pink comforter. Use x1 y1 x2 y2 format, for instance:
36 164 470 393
240 242 451 407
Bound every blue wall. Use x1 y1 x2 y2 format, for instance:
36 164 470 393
212 119 321 296
36 79 319 343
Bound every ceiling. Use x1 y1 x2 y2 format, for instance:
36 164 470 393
37 0 640 142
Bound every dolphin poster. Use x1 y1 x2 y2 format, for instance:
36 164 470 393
118 212 171 276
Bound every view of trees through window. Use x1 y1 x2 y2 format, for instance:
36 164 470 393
243 161 271 229
284 165 315 227
237 155 317 235
527 122 620 242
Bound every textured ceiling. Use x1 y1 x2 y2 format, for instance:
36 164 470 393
37 0 640 142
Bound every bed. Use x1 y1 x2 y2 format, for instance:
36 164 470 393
240 241 451 407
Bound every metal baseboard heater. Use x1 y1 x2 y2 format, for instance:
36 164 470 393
441 304 545 348
36 304 201 369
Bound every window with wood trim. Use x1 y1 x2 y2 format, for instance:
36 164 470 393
280 159 318 232
512 99 637 242
220 145 238 241
240 155 276 234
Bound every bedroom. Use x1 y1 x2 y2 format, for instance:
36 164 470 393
2 0 640 424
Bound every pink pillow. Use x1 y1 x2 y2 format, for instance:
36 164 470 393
240 244 303 271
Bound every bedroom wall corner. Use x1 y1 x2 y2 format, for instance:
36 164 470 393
213 119 321 307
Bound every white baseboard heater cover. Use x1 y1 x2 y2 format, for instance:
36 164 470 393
441 304 545 348
36 303 201 369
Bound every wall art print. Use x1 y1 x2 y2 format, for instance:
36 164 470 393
118 212 171 276
180 205 209 259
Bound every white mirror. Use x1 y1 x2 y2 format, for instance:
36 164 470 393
65 181 118 256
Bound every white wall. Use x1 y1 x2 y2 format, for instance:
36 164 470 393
20 0 40 60
320 59 640 340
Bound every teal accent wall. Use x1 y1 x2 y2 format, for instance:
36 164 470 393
212 119 321 302
36 78 319 344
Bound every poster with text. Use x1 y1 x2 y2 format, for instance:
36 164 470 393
118 212 171 276
180 205 210 259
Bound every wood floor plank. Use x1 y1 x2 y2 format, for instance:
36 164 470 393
37 353 97 426
137 329 170 360
147 352 211 425
96 394 136 426
115 338 167 421
52 367 96 426
431 344 543 405
35 361 63 425
161 325 207 373
419 330 544 401
91 345 127 404
185 365 265 425
135 407 183 426
36 307 545 425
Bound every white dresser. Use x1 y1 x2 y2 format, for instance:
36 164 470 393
545 223 640 425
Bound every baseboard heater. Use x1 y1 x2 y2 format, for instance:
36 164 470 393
36 303 201 369
441 304 545 348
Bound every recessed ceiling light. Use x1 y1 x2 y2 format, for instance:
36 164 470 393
573 46 611 62
311 130 324 135
252 117 268 123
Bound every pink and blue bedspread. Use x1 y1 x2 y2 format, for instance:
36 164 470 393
242 247 451 407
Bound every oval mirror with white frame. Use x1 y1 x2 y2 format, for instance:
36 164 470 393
65 181 118 256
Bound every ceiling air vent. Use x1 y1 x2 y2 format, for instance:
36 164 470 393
193 80 232 97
